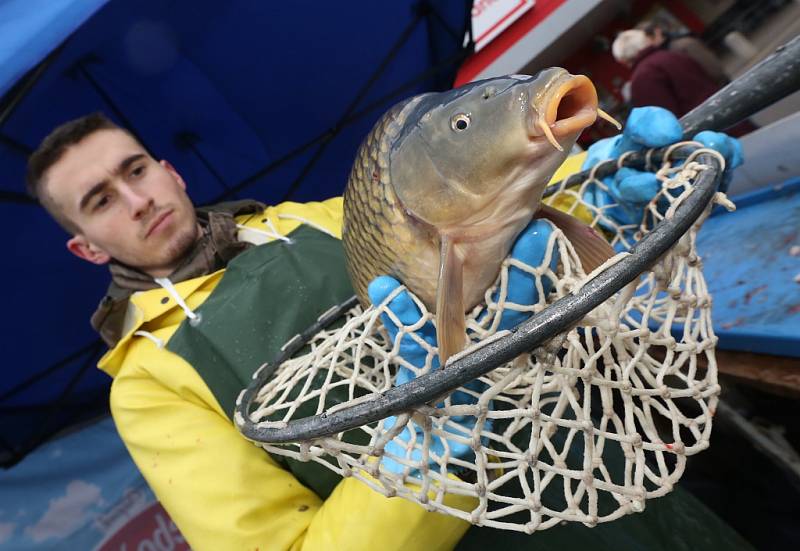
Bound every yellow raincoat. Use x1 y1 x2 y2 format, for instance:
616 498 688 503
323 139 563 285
98 197 473 551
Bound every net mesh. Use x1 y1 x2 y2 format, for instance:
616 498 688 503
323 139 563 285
235 144 733 532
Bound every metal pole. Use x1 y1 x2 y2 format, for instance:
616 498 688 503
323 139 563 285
680 34 800 137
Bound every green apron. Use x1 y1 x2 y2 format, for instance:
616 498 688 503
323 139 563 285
168 224 355 497
167 224 753 551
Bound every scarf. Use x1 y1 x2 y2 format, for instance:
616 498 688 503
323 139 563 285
90 199 265 347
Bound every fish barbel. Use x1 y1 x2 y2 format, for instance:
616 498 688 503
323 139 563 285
342 68 615 364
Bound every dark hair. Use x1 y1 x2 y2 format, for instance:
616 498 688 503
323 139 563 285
638 16 676 40
26 112 129 233
640 21 659 36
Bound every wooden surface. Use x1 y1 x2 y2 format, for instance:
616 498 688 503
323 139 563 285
647 346 800 397
714 350 800 398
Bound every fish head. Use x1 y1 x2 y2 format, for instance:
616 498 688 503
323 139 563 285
390 68 599 228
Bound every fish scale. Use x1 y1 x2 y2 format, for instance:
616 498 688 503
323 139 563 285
343 98 426 307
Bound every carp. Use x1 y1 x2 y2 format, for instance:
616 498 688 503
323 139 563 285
343 68 617 364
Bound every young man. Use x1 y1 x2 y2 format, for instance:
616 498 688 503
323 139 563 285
29 113 752 551
27 113 473 550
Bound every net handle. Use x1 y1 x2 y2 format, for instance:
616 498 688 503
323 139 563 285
237 151 723 444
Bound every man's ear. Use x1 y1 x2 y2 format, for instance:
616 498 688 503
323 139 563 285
67 235 111 265
160 160 186 190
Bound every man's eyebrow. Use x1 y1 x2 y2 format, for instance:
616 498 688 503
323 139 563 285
78 153 147 211
117 153 146 175
78 181 109 212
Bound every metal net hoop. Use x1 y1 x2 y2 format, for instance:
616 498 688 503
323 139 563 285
235 144 732 532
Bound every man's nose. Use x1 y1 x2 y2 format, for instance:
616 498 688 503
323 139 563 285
120 185 154 219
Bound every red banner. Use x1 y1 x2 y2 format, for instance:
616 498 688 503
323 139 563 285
96 502 189 551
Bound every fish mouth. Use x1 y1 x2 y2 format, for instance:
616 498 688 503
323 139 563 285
532 74 599 151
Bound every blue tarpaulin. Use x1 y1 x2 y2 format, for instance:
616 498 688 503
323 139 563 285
697 178 800 357
0 0 108 98
0 416 171 549
0 0 471 466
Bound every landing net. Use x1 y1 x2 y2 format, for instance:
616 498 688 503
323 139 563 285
235 144 732 532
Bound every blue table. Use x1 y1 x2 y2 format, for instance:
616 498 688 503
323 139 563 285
698 177 800 358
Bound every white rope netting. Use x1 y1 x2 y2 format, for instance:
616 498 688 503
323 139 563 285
235 144 733 532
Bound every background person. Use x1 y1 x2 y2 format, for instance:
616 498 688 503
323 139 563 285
640 18 729 85
611 29 721 118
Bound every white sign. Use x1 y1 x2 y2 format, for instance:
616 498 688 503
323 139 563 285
472 0 536 52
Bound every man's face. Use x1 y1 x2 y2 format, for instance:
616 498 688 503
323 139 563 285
45 129 198 277
652 28 666 46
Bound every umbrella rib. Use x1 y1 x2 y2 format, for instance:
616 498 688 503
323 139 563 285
218 13 473 203
77 62 154 156
238 11 426 203
0 43 68 128
0 339 102 402
1 341 107 468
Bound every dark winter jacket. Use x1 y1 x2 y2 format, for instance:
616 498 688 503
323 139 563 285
629 45 720 118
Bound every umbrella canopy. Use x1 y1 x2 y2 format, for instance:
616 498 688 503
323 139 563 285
0 0 472 467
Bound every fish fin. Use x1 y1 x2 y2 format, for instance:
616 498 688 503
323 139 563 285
537 204 616 273
436 235 467 366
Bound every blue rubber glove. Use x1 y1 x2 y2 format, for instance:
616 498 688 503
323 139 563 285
693 129 744 191
369 219 559 476
582 106 743 228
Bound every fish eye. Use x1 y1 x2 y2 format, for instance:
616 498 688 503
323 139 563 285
450 113 471 132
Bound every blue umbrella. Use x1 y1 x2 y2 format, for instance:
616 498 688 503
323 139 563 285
0 0 472 467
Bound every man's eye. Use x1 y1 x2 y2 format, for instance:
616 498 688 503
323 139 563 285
131 165 145 178
93 195 112 211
